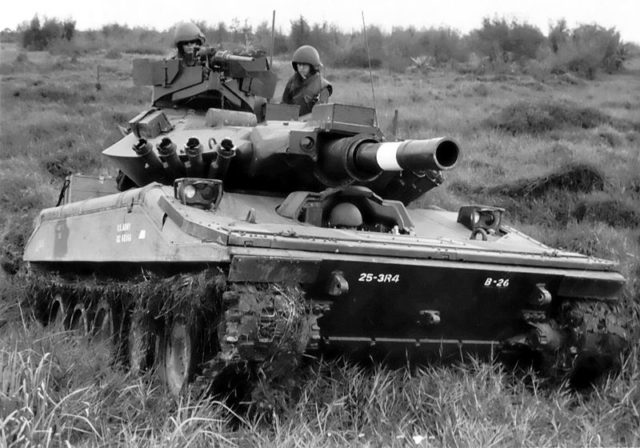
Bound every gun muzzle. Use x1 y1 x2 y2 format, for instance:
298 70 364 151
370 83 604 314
319 136 460 186
354 138 459 173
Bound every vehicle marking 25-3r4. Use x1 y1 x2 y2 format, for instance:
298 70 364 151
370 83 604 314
483 277 510 287
358 273 400 283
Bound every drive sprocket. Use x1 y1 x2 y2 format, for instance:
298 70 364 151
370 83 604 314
192 283 322 400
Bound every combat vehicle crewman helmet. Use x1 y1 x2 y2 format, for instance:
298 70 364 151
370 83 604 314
292 45 322 72
173 22 206 47
329 202 363 228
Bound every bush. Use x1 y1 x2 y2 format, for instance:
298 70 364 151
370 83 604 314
471 18 545 64
573 196 640 228
251 21 288 55
487 101 611 134
105 48 122 59
289 16 311 52
15 52 29 63
0 28 19 43
548 19 569 54
417 28 468 64
548 25 625 78
333 45 382 69
19 15 75 51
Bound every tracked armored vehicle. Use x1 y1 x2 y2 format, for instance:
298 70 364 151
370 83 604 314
23 46 627 396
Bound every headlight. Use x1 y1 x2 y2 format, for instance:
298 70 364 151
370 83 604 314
457 205 504 234
174 178 223 209
184 185 197 199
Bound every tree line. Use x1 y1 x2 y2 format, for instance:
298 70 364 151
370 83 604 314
2 15 632 79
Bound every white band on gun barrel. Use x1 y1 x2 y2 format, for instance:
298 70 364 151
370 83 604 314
375 142 403 171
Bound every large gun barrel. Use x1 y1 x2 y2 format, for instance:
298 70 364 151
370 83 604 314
355 138 459 172
319 136 460 185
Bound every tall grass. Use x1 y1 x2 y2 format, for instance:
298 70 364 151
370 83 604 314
0 319 237 447
2 319 639 446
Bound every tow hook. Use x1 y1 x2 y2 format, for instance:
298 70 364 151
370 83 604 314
327 270 349 296
528 322 563 351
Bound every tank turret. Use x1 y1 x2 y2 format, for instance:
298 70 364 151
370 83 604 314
104 103 459 204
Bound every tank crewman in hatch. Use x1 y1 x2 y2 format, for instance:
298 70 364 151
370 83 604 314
173 21 207 66
282 45 333 116
328 202 363 229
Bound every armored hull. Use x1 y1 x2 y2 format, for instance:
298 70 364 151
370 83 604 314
24 177 626 394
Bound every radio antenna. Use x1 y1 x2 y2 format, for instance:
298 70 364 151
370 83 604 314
361 11 378 126
270 10 276 68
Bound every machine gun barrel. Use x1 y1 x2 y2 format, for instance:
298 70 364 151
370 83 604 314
211 50 255 63
319 136 460 185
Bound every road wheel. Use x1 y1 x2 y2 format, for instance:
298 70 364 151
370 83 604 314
164 316 199 396
91 301 114 342
90 300 120 362
48 294 67 329
68 304 88 335
128 313 156 375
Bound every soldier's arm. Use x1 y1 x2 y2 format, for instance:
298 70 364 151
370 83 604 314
317 84 333 104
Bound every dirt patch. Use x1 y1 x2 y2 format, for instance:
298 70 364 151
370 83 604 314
487 163 606 198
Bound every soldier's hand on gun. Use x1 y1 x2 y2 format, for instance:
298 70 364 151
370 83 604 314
196 47 215 59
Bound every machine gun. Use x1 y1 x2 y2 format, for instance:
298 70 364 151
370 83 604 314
132 48 277 115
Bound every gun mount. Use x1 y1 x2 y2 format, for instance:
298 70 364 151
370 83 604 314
133 50 277 116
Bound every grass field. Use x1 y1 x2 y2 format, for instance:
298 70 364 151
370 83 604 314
1 42 640 446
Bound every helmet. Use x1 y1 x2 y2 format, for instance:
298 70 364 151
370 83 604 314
329 203 363 228
292 45 322 71
173 22 206 47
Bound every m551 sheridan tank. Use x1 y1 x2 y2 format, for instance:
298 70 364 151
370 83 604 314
23 45 628 397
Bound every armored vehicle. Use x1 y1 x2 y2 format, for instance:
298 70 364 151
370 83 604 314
23 46 627 397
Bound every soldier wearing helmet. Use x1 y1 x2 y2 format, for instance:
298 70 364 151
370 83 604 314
173 22 206 66
282 45 333 116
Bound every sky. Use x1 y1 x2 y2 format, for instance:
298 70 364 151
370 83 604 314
3 0 640 44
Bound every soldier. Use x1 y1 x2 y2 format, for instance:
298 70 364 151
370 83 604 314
282 45 332 116
173 22 206 66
